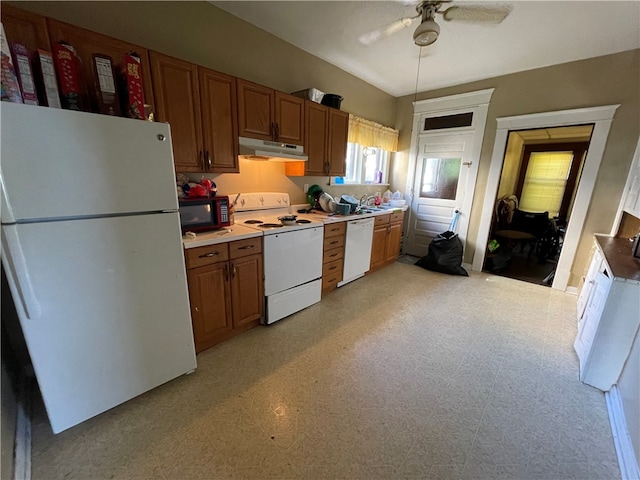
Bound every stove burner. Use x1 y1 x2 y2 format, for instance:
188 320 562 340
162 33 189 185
244 220 264 224
259 223 284 228
297 219 311 224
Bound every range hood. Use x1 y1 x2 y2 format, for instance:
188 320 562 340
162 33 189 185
238 136 307 162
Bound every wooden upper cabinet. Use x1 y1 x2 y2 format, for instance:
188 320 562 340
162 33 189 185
1 4 51 54
46 18 155 114
150 51 203 172
237 79 273 141
199 67 239 173
275 92 304 145
304 100 329 175
327 108 349 176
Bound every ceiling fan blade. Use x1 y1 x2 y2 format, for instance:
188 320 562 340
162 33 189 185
440 4 512 23
358 16 417 46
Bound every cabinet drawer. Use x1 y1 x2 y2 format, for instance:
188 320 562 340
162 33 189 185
324 222 346 238
229 237 262 259
322 270 342 290
324 235 345 251
374 214 390 227
185 244 229 269
390 211 404 224
323 258 343 277
323 246 344 264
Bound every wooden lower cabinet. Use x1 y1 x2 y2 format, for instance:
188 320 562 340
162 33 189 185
186 237 263 352
369 211 404 273
322 222 346 295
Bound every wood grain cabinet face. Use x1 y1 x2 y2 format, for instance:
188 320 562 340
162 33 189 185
151 53 239 173
150 52 203 172
237 79 304 146
369 212 404 272
237 79 274 141
187 262 233 353
274 92 304 145
322 222 346 295
1 5 51 54
185 238 264 352
304 100 329 176
199 68 239 173
327 108 349 176
230 253 264 328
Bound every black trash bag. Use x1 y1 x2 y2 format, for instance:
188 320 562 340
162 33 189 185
415 231 468 276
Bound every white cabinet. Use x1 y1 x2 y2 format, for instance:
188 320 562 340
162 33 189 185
575 237 640 391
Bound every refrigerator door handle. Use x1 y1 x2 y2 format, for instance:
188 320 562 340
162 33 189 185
1 226 40 319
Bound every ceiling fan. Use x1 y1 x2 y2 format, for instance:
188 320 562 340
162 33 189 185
359 1 513 47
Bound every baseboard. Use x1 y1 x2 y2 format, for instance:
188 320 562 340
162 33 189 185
606 386 640 480
14 374 32 480
565 286 578 295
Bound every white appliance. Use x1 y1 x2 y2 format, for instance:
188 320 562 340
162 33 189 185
339 217 375 286
238 136 308 162
233 193 323 324
1 103 197 434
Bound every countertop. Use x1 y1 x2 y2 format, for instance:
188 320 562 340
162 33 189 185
594 234 640 282
182 224 262 249
303 206 407 224
182 206 408 249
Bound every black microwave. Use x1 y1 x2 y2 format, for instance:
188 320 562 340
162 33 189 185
178 196 230 233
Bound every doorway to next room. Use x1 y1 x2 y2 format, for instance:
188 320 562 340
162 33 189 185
483 125 594 286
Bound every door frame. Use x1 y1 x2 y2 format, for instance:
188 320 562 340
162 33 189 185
472 105 620 291
405 89 494 262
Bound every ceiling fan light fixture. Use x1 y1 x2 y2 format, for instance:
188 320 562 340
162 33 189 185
413 18 440 46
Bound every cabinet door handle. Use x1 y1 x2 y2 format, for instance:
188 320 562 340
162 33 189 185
224 263 229 281
330 240 339 245
271 122 276 140
199 150 205 170
328 253 337 258
232 264 237 279
328 278 336 284
238 245 255 250
207 151 212 169
274 123 280 141
199 252 219 258
329 266 337 271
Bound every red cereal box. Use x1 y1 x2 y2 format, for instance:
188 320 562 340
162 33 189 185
1 22 23 103
118 52 145 120
53 42 84 111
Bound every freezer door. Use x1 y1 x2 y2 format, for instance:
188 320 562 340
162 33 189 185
1 212 196 433
1 102 178 222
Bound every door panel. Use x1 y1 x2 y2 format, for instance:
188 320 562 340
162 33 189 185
231 254 264 327
150 52 202 172
275 92 304 145
406 132 475 257
4 213 196 433
237 79 273 140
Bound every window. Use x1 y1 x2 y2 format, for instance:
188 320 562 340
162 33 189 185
337 143 390 185
420 156 462 200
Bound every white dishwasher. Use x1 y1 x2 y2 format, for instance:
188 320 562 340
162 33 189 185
339 217 375 287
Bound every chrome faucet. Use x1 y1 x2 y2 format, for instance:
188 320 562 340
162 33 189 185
359 195 376 207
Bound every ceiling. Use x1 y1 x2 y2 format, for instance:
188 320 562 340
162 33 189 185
213 1 640 97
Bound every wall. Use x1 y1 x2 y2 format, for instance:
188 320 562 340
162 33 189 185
395 49 640 286
617 330 640 469
12 1 397 205
497 132 525 199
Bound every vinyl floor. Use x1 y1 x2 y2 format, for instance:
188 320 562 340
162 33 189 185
30 261 620 479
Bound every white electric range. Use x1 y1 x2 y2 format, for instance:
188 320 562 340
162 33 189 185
233 193 324 324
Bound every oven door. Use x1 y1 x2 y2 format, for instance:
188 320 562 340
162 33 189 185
263 226 323 296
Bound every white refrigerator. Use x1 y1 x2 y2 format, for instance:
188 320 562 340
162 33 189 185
1 102 197 434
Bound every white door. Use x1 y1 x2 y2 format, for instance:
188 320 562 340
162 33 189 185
405 132 476 257
1 212 196 433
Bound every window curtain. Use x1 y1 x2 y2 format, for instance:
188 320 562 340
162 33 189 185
348 114 399 152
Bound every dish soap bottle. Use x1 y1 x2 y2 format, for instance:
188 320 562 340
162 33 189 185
374 191 382 206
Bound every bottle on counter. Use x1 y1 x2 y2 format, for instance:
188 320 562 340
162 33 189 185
382 189 393 204
374 191 382 206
